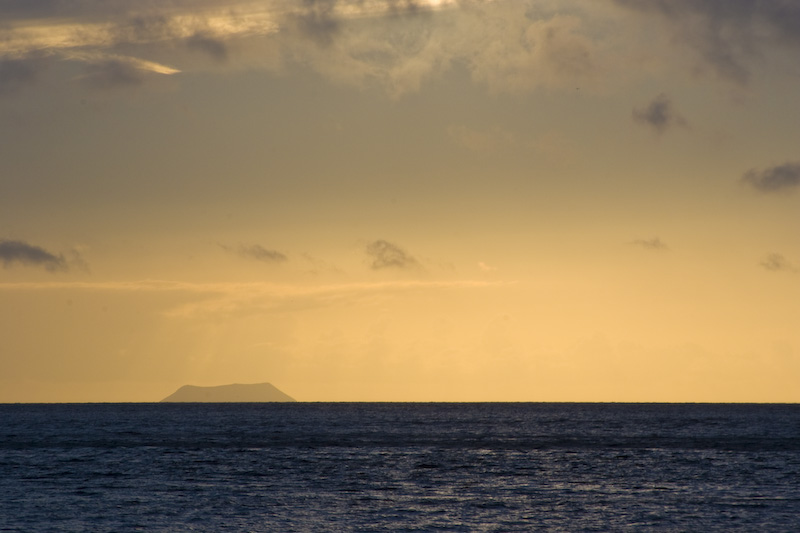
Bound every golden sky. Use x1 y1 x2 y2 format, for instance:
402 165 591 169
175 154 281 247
1 0 798 402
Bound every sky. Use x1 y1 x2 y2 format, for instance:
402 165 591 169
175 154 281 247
1 0 799 402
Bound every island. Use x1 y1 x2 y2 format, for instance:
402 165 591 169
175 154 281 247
160 382 296 402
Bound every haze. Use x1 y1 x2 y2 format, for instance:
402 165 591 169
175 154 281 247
1 0 798 402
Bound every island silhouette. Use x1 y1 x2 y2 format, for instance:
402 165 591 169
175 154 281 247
161 383 295 402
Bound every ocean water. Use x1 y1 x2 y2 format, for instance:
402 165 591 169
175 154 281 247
1 403 799 532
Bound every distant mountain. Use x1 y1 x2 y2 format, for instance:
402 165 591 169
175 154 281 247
160 383 296 402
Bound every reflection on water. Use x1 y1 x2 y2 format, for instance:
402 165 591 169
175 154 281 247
1 403 799 531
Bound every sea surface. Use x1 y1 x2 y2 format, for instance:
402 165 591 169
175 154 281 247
1 403 799 532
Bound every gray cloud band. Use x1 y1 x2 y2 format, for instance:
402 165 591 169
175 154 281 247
0 0 596 97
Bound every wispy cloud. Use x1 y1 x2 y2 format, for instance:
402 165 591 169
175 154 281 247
221 243 288 264
366 240 420 270
742 162 800 193
632 93 688 134
0 278 508 293
163 279 502 319
63 50 181 89
631 237 669 251
0 239 68 272
0 278 513 319
760 253 799 273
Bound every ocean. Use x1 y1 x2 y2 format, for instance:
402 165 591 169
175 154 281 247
1 403 799 531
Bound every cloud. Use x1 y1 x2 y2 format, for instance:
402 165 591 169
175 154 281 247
0 239 68 272
277 1 604 96
81 58 146 88
437 5 600 95
165 278 513 319
0 278 508 294
612 0 800 84
366 240 420 270
0 0 612 97
760 253 799 273
0 0 434 57
290 0 341 48
742 162 800 193
186 33 228 62
0 1 232 88
24 0 800 99
632 93 688 134
222 243 288 264
631 237 669 251
68 51 181 89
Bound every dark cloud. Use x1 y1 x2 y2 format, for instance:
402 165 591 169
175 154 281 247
0 0 98 20
366 240 420 270
2 0 585 98
0 239 68 272
187 33 228 62
613 0 800 84
111 15 175 43
81 59 145 89
632 94 688 134
760 253 799 273
0 0 226 22
386 0 422 17
222 243 288 264
742 162 800 193
291 0 341 47
0 59 40 95
631 237 669 251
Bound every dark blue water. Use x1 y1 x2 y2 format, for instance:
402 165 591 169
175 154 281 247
1 403 799 531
